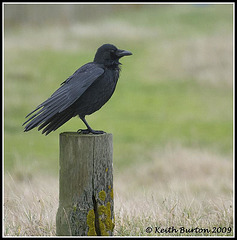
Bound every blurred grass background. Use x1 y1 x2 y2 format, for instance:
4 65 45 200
4 3 233 236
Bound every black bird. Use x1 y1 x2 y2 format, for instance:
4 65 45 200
23 44 132 135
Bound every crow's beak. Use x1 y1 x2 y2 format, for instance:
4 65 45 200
116 49 133 58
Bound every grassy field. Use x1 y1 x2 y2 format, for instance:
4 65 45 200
4 4 233 236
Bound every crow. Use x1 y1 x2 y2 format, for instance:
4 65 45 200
23 44 132 135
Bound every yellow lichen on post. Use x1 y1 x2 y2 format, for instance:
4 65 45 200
96 201 115 235
98 190 106 202
110 188 113 199
105 202 115 232
98 205 106 216
73 203 77 213
99 218 109 236
86 188 114 236
86 209 97 236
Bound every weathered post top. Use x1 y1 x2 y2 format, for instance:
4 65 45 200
60 131 112 136
56 132 114 236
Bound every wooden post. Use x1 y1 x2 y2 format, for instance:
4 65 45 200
56 132 114 236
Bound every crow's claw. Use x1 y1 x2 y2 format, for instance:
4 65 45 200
77 129 105 135
77 129 91 134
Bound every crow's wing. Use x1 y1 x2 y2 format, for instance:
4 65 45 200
23 63 104 131
50 63 104 113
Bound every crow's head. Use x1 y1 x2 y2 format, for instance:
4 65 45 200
94 44 132 66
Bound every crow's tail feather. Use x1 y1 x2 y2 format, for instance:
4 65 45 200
23 107 75 135
40 110 75 135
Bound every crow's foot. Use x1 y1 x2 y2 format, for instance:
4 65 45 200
77 129 105 135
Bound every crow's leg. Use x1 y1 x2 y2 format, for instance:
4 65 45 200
77 116 105 134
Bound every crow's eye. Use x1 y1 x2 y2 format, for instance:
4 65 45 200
110 50 116 58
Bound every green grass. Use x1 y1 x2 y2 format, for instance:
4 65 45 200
4 3 233 236
4 52 232 172
4 50 233 171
